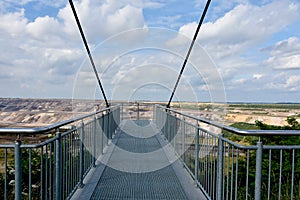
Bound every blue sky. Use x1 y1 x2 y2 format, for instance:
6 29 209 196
0 0 300 103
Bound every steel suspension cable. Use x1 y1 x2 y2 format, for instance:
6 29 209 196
69 0 110 108
166 0 211 108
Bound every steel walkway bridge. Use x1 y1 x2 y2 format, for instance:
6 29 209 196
1 103 300 200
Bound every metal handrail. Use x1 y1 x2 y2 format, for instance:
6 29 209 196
157 104 300 136
0 105 120 200
156 104 300 200
0 105 118 134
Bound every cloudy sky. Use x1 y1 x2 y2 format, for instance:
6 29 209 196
0 0 300 103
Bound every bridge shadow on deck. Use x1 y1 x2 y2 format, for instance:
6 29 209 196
72 120 206 200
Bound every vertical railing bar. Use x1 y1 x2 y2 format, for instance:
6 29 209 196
64 135 68 198
207 129 210 192
223 142 226 200
164 110 167 138
209 132 212 195
166 110 168 139
163 109 166 137
169 112 172 142
74 127 78 188
28 148 32 200
211 136 214 200
101 114 104 154
205 131 209 195
4 148 7 200
195 127 199 182
182 117 186 165
213 136 217 200
226 144 230 200
49 143 53 200
203 131 207 187
167 113 170 141
230 146 234 200
268 149 272 200
278 149 282 200
79 121 85 188
15 140 22 200
75 128 78 190
76 128 79 190
67 133 71 197
246 149 250 200
235 148 239 200
210 136 213 197
88 122 91 168
69 132 73 192
85 123 89 171
105 114 108 145
76 127 79 188
173 116 177 149
255 141 263 200
107 112 110 143
203 129 207 190
72 131 76 193
291 149 295 200
121 103 123 120
40 146 43 200
55 132 62 200
198 129 202 183
96 116 99 158
137 103 139 120
217 137 224 200
45 144 48 200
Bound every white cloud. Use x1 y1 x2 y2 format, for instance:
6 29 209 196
58 0 146 43
0 9 27 34
26 16 60 39
263 37 300 69
265 74 300 92
285 76 300 91
173 0 300 102
0 0 148 98
180 0 299 50
253 74 263 80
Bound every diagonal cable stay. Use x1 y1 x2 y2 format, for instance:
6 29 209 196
166 0 211 108
69 0 110 108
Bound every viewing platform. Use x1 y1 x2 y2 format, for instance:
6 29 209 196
1 103 300 200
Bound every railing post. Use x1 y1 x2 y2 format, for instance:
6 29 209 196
216 137 224 200
100 114 104 154
93 116 97 167
15 139 22 200
195 127 200 182
55 132 62 200
79 121 85 188
137 103 140 121
165 111 170 140
109 111 113 138
182 117 186 164
121 103 123 120
107 112 111 140
173 115 177 148
255 141 263 200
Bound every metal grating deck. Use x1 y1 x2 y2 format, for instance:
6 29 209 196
90 120 188 200
90 166 188 200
